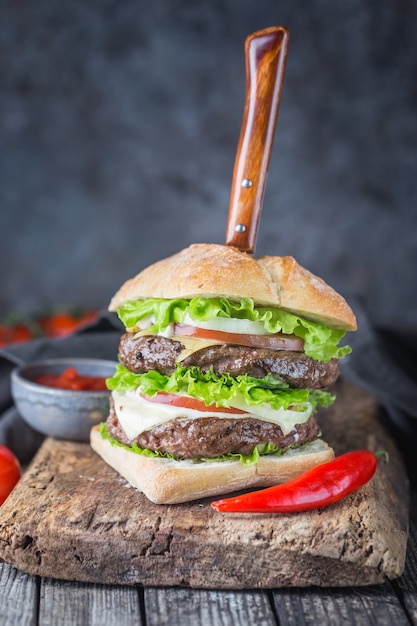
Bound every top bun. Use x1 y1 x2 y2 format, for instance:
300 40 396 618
109 243 357 331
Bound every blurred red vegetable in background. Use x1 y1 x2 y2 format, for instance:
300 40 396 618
0 310 98 347
0 322 33 346
37 310 98 338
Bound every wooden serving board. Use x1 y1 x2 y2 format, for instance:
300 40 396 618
0 381 409 588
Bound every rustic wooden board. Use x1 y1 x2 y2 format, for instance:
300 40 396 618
0 381 409 588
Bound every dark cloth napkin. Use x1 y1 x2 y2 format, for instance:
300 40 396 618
1 303 417 470
340 301 417 426
340 299 417 480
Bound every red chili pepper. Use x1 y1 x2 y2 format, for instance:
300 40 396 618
211 450 380 514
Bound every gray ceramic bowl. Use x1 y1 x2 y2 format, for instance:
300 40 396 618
11 358 117 442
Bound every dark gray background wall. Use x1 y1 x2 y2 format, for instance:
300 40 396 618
1 1 416 328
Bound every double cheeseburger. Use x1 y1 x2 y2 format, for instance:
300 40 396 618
90 243 357 504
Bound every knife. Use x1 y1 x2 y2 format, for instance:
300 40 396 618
225 26 289 253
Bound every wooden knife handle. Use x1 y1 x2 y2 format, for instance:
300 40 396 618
225 26 289 253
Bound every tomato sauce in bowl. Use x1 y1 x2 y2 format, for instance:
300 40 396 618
11 358 117 441
34 367 108 392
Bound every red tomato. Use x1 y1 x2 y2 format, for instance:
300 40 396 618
142 393 246 414
11 322 33 343
38 312 80 337
0 325 10 347
0 445 21 506
174 324 304 351
0 322 33 346
38 311 97 338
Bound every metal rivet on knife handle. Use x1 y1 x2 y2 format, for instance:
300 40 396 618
225 26 289 254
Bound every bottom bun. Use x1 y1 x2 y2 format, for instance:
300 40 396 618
90 425 334 505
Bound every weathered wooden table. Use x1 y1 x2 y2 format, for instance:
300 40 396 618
1 381 416 625
0 485 416 626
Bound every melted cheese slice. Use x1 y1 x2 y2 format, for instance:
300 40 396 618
133 330 223 362
175 335 223 361
112 390 313 441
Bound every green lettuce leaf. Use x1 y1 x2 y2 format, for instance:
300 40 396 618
106 364 335 412
116 297 351 362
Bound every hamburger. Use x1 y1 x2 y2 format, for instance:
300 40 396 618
90 243 357 504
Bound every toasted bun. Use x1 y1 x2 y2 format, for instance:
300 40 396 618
109 243 356 331
90 425 334 504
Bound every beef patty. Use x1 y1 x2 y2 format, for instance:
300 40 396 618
106 397 320 458
118 333 339 389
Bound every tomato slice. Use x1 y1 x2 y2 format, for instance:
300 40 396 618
142 392 246 414
174 324 304 351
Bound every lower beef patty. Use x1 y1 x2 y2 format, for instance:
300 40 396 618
118 333 339 389
106 399 320 459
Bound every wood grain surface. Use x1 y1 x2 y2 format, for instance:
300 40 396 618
0 380 409 588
